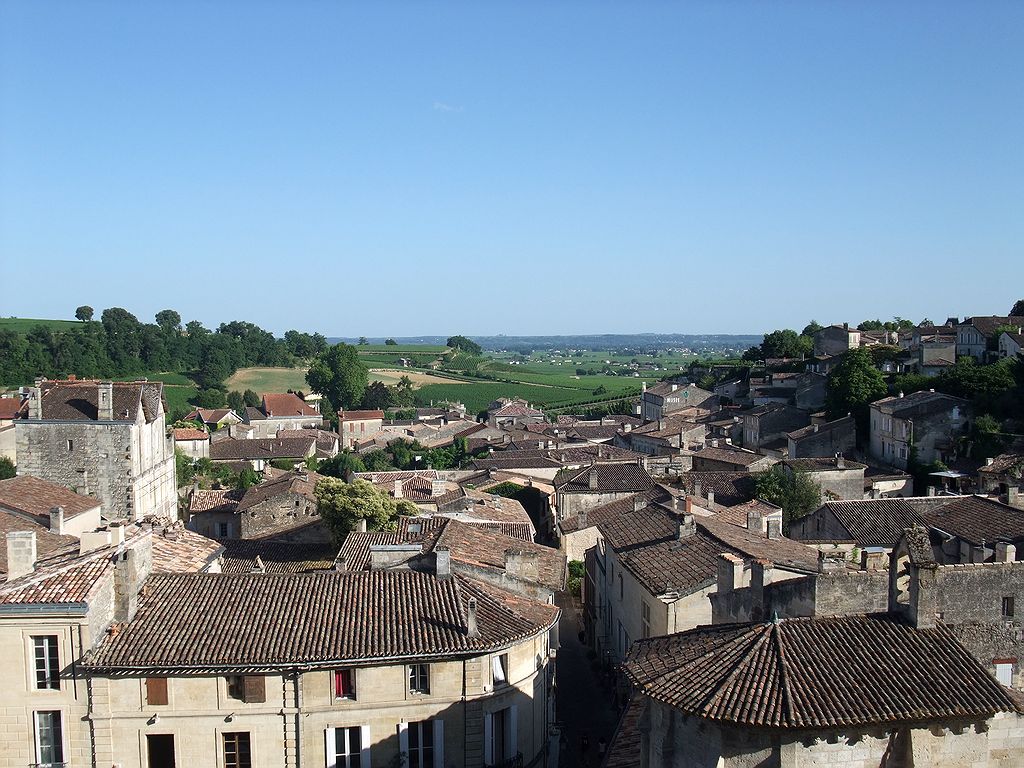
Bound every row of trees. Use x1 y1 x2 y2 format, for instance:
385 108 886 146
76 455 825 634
0 306 327 387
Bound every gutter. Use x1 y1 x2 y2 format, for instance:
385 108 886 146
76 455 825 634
0 602 89 616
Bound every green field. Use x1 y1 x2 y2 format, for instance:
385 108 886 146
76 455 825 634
224 366 310 394
0 317 81 333
163 384 200 420
413 381 636 414
357 344 450 354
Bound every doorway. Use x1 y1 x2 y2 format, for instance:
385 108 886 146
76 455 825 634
147 734 175 768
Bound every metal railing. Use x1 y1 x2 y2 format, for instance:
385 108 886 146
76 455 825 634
485 752 524 768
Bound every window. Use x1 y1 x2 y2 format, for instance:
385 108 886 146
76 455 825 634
618 573 623 600
641 602 651 639
1003 596 1015 618
32 636 60 690
406 720 436 768
491 654 508 687
485 707 517 765
995 660 1015 687
408 664 429 695
327 725 365 768
226 675 265 703
66 439 73 452
35 710 63 766
218 522 230 538
223 732 252 768
334 669 356 700
146 677 169 706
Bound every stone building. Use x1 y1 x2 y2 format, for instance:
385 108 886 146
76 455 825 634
172 426 210 460
485 398 546 429
338 409 385 450
812 323 860 356
957 315 1024 362
624 416 705 457
869 390 970 470
786 415 856 459
688 444 774 473
243 392 323 438
553 461 654 522
15 380 177 521
0 394 21 462
741 403 810 456
780 456 866 501
209 435 317 471
79 560 559 768
639 382 716 422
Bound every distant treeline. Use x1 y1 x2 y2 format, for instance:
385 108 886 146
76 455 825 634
329 333 764 353
0 308 327 388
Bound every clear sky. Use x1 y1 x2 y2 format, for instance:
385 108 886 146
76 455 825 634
1 1 1021 337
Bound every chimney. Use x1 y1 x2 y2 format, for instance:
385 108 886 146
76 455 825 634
27 387 42 419
747 506 764 534
693 479 702 499
6 531 36 581
678 513 696 539
431 479 446 498
623 423 632 433
252 554 266 574
670 383 678 392
750 559 772 622
642 381 647 393
861 548 887 570
1008 487 1023 510
812 424 819 433
334 555 349 573
710 438 719 448
435 546 451 578
995 542 1017 563
706 490 715 507
658 419 665 432
716 553 743 594
684 496 693 515
393 480 404 499
633 496 645 512
588 468 598 490
985 457 995 466
578 509 588 529
766 518 781 539
356 518 367 533
505 549 541 583
114 544 149 623
466 596 480 638
836 454 845 470
109 521 125 545
49 506 65 535
97 381 114 421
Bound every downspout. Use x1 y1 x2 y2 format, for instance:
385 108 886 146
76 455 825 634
294 670 303 768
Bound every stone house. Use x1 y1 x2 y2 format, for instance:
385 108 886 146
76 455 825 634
793 371 827 410
0 394 21 462
485 398 546 429
921 495 1024 564
688 444 775 473
999 329 1023 359
812 323 860 357
338 409 385 450
209 435 317 471
741 403 810 456
553 461 654 522
786 414 855 459
275 428 340 459
639 381 716 422
243 392 323 438
978 453 1024 503
781 456 866 501
172 426 210 460
79 559 559 768
624 416 706 456
185 407 242 432
869 390 970 470
15 380 177 521
0 474 103 540
957 315 1024 362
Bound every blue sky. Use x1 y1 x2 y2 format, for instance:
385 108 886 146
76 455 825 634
1 1 1021 337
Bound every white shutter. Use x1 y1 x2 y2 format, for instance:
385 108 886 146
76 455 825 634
325 728 337 768
432 719 444 768
508 705 518 761
398 721 409 761
359 725 371 768
483 712 493 766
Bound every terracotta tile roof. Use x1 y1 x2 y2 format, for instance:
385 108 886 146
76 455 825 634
0 545 114 605
554 463 654 493
151 526 224 573
781 457 866 472
922 495 1024 545
81 570 559 672
712 499 781 529
690 446 766 467
488 399 544 418
186 408 237 424
604 697 643 768
236 471 320 513
188 489 241 514
474 456 565 471
219 540 339 574
339 410 385 420
210 436 316 461
978 453 1024 475
0 397 23 420
25 380 164 423
262 393 319 418
0 475 102 521
624 614 1020 729
172 427 209 441
275 429 338 453
872 390 968 419
0 511 79 576
674 472 758 507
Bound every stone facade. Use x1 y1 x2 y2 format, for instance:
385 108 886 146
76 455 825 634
869 391 970 470
787 416 856 459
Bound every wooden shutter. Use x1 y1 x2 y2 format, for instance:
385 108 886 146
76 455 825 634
146 677 168 705
397 721 409 760
243 675 266 703
325 728 337 768
359 725 371 768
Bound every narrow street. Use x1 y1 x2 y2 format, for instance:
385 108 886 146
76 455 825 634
554 591 621 768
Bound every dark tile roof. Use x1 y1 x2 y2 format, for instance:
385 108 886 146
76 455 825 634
604 697 642 768
210 436 316 461
961 315 1024 338
188 489 242 514
922 495 1024 545
674 472 758 507
151 526 224 573
26 380 164 423
0 475 101 521
624 614 1020 729
218 539 339 574
978 453 1024 475
488 399 544 418
236 471 320 513
782 457 866 472
787 415 855 441
815 498 926 547
691 446 766 467
473 456 565 470
81 570 559 672
872 390 969 419
340 410 385 420
0 510 79 576
554 463 654 493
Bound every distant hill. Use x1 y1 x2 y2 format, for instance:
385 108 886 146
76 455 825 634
328 333 763 353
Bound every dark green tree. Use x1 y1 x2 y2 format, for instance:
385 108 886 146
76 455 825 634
360 381 394 410
318 450 367 478
243 389 261 407
195 388 227 408
314 478 417 541
0 456 15 480
446 335 482 356
825 348 887 426
801 320 823 337
155 309 182 333
306 343 368 410
227 390 246 413
759 329 812 359
385 338 398 346
75 305 94 322
755 465 822 529
1010 299 1024 317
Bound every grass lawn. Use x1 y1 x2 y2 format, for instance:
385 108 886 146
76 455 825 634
224 367 310 394
163 384 199 421
0 317 81 333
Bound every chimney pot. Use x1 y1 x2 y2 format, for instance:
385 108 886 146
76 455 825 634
707 490 715 507
766 519 781 539
716 552 744 594
6 531 37 581
110 521 125 545
678 512 696 539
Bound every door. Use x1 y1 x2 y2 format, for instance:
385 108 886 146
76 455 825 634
147 734 176 768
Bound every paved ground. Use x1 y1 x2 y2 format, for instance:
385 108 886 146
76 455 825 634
554 592 621 768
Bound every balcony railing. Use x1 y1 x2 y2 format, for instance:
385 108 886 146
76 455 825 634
485 752 523 768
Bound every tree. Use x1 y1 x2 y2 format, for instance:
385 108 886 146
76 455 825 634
0 456 15 480
759 329 812 359
314 477 416 540
358 336 369 345
318 450 367 478
1011 299 1024 317
75 305 94 322
174 449 195 488
236 467 261 491
243 389 261 407
306 343 369 410
360 381 394 410
385 338 398 346
362 449 396 471
969 414 1007 462
825 348 887 427
446 335 482 356
194 388 227 408
801 320 823 337
155 309 182 333
227 390 246 413
755 466 822 530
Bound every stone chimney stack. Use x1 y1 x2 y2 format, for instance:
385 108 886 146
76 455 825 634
49 506 65 535
716 553 743 593
109 520 125 545
6 531 36 581
694 479 702 499
431 479 446 498
97 381 114 421
588 468 598 490
466 596 480 638
678 513 696 539
578 509 588 529
393 480 404 499
633 496 645 513
27 387 42 420
766 519 781 540
747 506 764 535
356 518 367 533
750 559 773 622
995 542 1017 563
707 490 715 507
505 549 540 583
435 546 451 578
836 454 845 470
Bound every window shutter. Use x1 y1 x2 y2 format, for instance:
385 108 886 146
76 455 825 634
146 677 168 706
508 704 518 760
397 721 409 760
359 726 371 768
325 728 337 768
483 713 493 766
432 719 444 768
243 675 266 703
